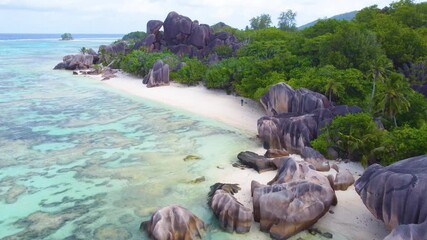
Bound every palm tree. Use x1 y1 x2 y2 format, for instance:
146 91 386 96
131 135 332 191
368 57 392 112
80 47 87 55
324 78 342 102
376 74 411 127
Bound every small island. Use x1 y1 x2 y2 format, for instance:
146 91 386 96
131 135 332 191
60 33 73 40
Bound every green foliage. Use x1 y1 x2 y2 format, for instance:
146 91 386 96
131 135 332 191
213 45 233 59
211 22 233 33
378 125 427 165
302 19 346 38
311 113 384 162
374 72 411 127
318 22 384 72
238 28 293 42
80 47 87 54
288 65 369 106
237 71 285 99
249 14 272 30
122 31 147 41
171 58 207 85
204 58 239 90
120 49 177 77
278 10 297 31
395 90 427 128
355 3 427 68
61 33 73 40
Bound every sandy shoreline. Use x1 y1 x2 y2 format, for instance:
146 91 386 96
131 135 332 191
86 72 389 239
94 71 265 135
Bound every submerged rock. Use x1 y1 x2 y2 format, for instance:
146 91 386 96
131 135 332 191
252 157 336 239
188 176 205 184
208 183 252 233
94 224 131 240
141 205 205 240
6 184 27 204
183 155 201 161
355 155 427 239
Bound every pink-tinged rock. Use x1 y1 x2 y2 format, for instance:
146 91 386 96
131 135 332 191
141 205 205 240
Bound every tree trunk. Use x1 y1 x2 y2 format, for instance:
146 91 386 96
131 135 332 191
369 74 377 113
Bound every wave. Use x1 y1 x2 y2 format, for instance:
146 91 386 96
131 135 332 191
0 33 123 41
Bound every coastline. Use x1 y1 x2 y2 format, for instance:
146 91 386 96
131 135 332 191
89 71 265 135
86 72 390 239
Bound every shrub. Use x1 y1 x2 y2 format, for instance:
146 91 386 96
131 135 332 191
171 58 207 85
311 113 384 162
378 125 427 165
120 50 177 77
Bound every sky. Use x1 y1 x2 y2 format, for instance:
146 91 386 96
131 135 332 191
0 0 416 34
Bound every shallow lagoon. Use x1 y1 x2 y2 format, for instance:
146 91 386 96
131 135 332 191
0 37 338 240
0 37 271 239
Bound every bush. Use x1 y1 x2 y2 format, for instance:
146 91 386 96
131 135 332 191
236 71 285 99
120 50 177 77
171 58 207 85
122 31 147 41
311 113 384 162
213 45 233 59
204 58 242 90
378 125 427 165
288 65 369 107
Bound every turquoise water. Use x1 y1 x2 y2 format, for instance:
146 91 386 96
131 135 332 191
0 38 267 239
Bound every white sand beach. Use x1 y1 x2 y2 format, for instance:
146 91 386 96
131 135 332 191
89 72 390 239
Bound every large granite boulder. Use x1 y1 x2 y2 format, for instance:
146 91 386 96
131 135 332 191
412 83 427 98
141 205 205 240
355 155 427 239
237 151 277 173
168 44 202 59
54 54 95 70
251 157 336 239
140 12 240 59
163 11 193 45
190 22 212 49
147 20 163 35
99 41 128 56
257 116 282 150
208 183 252 233
260 83 330 116
145 60 170 88
257 83 362 155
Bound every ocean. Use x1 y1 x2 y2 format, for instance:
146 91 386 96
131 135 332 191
0 34 266 239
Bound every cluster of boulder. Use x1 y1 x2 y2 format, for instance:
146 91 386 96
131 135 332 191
135 11 240 60
54 11 240 87
138 81 427 239
257 83 362 157
141 153 355 240
208 153 356 239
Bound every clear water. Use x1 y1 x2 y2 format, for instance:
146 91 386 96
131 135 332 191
0 36 271 239
0 36 334 240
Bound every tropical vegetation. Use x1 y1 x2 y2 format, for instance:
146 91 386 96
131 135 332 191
110 0 427 165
